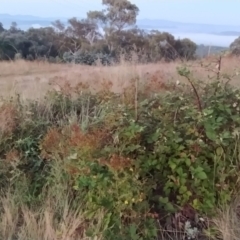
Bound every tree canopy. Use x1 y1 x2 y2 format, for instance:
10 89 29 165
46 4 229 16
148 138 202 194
0 0 199 64
230 36 240 56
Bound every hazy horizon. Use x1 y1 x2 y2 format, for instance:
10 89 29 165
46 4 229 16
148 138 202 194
1 0 239 47
1 0 240 26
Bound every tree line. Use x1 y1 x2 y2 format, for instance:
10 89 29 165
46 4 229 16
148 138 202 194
0 0 237 65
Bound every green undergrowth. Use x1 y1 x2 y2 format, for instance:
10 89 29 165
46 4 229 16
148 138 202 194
0 66 240 239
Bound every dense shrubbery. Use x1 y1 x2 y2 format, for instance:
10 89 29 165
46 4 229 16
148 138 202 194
1 63 240 239
62 51 113 65
0 24 198 64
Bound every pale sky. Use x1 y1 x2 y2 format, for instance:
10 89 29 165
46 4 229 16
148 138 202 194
0 0 240 25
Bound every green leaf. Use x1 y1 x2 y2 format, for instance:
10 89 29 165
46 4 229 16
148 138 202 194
175 137 183 143
222 131 231 138
195 171 208 180
206 129 217 141
194 166 204 173
216 147 223 156
216 116 224 123
169 162 177 170
159 196 168 204
129 224 138 240
186 191 192 197
102 212 112 231
165 202 175 212
185 158 191 167
179 185 187 194
204 122 217 141
192 198 200 209
85 228 94 237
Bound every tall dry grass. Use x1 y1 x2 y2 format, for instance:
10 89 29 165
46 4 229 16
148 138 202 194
0 193 103 240
212 198 240 240
0 56 239 101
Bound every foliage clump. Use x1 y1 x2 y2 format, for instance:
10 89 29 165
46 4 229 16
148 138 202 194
1 64 240 239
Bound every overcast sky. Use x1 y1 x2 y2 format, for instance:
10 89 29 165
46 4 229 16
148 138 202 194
0 0 240 25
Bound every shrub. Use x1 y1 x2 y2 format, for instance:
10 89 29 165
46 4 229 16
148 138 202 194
1 65 240 239
63 50 112 65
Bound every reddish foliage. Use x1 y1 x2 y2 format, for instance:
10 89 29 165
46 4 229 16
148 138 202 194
39 127 67 159
99 154 133 171
0 103 18 137
5 148 21 163
40 123 111 161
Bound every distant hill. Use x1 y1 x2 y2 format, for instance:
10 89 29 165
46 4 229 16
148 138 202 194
213 31 240 36
0 14 66 29
136 19 240 35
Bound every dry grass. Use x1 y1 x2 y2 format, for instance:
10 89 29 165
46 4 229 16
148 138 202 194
0 193 104 240
0 56 239 101
0 103 18 137
212 197 240 240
